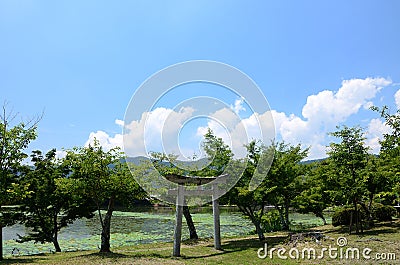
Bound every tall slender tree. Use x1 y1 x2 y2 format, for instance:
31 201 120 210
226 140 270 240
264 142 309 230
371 106 400 204
0 103 39 260
293 160 331 225
328 125 369 234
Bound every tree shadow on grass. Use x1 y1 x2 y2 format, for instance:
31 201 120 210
323 220 400 237
1 236 290 263
80 252 130 259
222 235 287 252
78 250 171 261
180 235 288 260
0 254 46 264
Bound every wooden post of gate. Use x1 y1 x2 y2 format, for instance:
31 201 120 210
172 185 184 257
166 174 226 257
212 182 221 250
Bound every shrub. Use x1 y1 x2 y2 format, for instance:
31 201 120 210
261 210 282 232
332 207 351 226
332 206 366 226
371 203 397 221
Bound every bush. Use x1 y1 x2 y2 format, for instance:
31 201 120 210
371 203 397 221
332 206 366 226
332 203 396 227
332 207 351 226
261 210 282 232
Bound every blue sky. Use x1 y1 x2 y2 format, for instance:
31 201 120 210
1 1 399 160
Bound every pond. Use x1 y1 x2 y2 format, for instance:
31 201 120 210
3 207 254 257
3 207 330 257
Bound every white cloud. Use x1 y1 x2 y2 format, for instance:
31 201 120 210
55 150 67 159
363 101 373 110
115 119 124 127
230 98 246 114
196 107 241 156
85 119 124 151
302 77 390 125
85 130 123 151
86 77 393 160
274 77 391 159
122 107 195 157
365 118 392 154
86 107 195 157
395 89 400 109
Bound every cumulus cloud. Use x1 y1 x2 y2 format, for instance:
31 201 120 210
230 98 246 114
115 119 124 127
195 106 276 158
365 118 391 153
273 77 392 159
86 77 392 160
86 107 195 157
302 77 390 125
363 101 374 110
123 107 195 157
86 130 123 151
395 89 400 109
55 150 68 159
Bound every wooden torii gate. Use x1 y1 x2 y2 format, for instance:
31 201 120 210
166 174 226 257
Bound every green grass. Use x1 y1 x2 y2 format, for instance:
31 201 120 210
2 219 399 264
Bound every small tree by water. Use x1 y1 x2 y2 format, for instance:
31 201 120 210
18 149 95 252
65 139 146 253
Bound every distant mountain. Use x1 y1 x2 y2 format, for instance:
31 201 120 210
124 156 328 166
123 156 150 165
301 157 327 164
123 156 210 169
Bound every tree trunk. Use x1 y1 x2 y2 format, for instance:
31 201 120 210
283 203 290 231
353 201 359 234
254 220 265 241
53 211 61 252
275 206 286 230
183 205 198 239
360 202 374 227
100 197 114 253
349 210 353 235
238 206 265 241
53 239 61 253
368 194 373 211
315 211 327 225
0 222 3 260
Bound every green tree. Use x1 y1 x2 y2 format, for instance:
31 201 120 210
371 106 400 158
17 149 95 252
199 128 233 177
327 125 369 234
293 160 331 225
66 140 146 253
371 106 400 205
225 140 270 240
221 141 271 241
0 104 39 260
196 130 269 240
264 142 309 230
361 154 393 225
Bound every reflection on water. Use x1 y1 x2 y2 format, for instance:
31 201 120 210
3 206 253 256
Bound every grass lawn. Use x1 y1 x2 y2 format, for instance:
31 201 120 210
2 220 399 265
